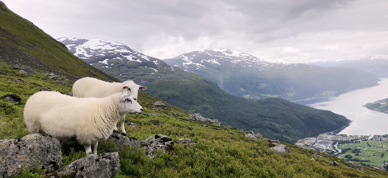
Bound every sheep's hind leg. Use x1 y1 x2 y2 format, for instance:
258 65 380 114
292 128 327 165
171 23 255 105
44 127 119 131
84 145 92 155
92 142 98 155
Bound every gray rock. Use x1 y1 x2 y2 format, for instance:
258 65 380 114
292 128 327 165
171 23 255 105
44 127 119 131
0 134 62 177
102 132 140 149
11 64 36 76
154 101 168 109
147 113 156 116
56 152 119 178
245 134 258 140
345 162 366 171
2 94 21 104
270 140 281 145
255 133 263 139
178 138 191 144
269 144 291 154
189 113 213 123
371 165 386 172
127 122 137 128
13 79 25 83
39 87 51 91
330 161 341 168
0 71 9 75
140 134 174 158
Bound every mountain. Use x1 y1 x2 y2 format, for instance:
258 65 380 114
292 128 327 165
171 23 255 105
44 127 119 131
164 49 380 101
311 56 388 78
2 2 388 177
58 38 350 143
58 38 175 83
0 5 116 82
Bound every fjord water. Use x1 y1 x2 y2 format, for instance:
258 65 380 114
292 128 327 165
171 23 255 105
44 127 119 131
308 78 388 135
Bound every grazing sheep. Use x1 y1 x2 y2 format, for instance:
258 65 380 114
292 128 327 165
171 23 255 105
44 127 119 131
72 77 146 135
24 88 143 155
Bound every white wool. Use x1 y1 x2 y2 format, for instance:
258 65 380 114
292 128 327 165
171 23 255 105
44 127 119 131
23 90 143 154
72 77 146 135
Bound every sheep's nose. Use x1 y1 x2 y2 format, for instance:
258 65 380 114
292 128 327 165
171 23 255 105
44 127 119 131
140 109 143 112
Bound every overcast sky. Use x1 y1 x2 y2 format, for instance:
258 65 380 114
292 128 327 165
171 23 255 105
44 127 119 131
2 0 388 63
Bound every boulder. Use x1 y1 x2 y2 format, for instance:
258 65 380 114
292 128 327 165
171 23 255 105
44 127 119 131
102 132 140 149
269 144 291 154
330 161 341 168
189 113 213 123
245 134 258 140
154 101 168 109
140 134 174 159
178 138 192 144
0 134 62 177
2 94 21 104
56 152 119 178
11 64 36 76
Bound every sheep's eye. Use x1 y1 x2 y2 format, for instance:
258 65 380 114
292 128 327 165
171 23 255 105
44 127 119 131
133 98 137 101
125 98 132 103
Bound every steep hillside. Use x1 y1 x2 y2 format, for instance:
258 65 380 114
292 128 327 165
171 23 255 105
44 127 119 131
0 1 116 81
1 63 386 177
58 38 350 143
164 49 380 100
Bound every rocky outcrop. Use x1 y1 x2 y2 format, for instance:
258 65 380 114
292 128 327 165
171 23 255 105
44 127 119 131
2 94 21 104
154 101 168 109
55 152 119 178
11 64 36 76
140 134 174 159
330 161 341 168
268 140 291 154
102 131 140 149
0 134 62 177
189 113 221 126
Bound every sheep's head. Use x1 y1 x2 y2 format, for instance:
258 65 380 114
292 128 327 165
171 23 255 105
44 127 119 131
122 80 147 101
119 88 143 115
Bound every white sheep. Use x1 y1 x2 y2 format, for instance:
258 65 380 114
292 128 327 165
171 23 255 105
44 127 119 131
23 88 143 155
72 77 146 135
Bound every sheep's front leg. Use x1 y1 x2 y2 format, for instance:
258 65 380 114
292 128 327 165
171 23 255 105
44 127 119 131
113 120 119 133
84 145 92 155
120 115 127 136
92 142 98 155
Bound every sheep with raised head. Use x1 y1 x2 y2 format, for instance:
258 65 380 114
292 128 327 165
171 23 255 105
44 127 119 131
72 77 146 135
23 88 143 155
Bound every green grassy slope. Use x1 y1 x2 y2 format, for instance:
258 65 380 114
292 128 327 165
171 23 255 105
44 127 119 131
145 71 350 143
0 63 386 178
0 1 117 81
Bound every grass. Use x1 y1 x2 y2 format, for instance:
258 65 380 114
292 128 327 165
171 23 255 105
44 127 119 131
338 140 388 167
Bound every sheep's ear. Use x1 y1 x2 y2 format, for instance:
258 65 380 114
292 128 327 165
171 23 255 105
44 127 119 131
139 86 147 91
120 88 130 101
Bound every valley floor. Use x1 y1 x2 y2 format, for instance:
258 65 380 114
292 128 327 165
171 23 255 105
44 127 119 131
297 133 388 168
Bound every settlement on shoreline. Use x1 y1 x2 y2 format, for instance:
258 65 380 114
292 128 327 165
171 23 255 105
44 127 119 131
296 133 388 167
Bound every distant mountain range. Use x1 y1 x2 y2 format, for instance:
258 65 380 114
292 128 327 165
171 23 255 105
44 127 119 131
164 49 380 101
310 56 388 78
58 37 351 143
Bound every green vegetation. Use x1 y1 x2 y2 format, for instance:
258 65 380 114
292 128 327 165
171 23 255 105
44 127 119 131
338 140 388 167
145 71 350 143
364 98 388 114
0 65 387 177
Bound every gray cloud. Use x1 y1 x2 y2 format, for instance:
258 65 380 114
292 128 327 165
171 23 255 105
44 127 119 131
2 0 388 62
